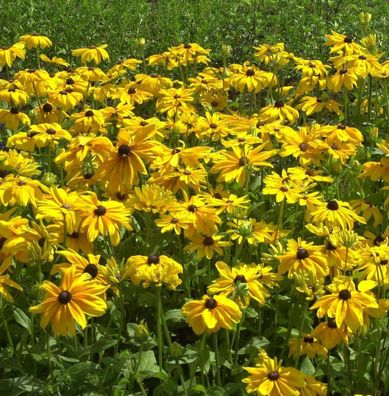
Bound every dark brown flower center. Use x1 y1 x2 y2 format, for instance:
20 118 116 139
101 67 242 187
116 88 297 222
373 235 384 246
188 204 197 212
296 248 309 260
344 36 352 43
85 110 94 117
299 143 308 152
205 298 217 309
268 371 280 381
326 241 337 251
203 236 214 246
83 263 98 278
10 107 19 114
128 87 136 94
46 128 56 135
338 289 351 300
147 255 160 264
58 290 72 304
239 157 247 166
339 68 348 75
94 205 107 216
327 318 337 328
327 200 339 210
234 275 247 283
303 336 314 343
209 123 217 129
42 103 53 112
118 144 131 157
246 69 255 76
274 101 284 108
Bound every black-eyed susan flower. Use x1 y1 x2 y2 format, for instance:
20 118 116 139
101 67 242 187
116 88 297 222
125 254 182 289
277 238 328 278
28 123 72 148
76 192 132 246
156 87 195 118
29 266 108 336
311 318 348 349
288 334 327 359
310 276 379 331
0 42 26 68
208 261 278 307
242 350 305 396
308 199 366 230
0 264 22 302
299 375 327 396
39 54 70 67
94 124 164 194
155 211 192 235
226 218 275 245
260 100 299 124
71 44 109 65
185 233 231 260
181 294 241 335
20 34 52 49
210 143 276 187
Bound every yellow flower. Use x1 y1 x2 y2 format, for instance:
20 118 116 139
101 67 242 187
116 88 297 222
325 31 364 55
0 264 22 303
156 87 195 118
208 261 278 307
243 350 305 396
185 233 231 260
20 34 52 49
288 334 328 359
28 123 72 148
328 66 361 93
181 294 241 335
308 199 366 230
71 44 109 65
311 318 348 349
0 42 26 68
39 54 70 67
310 276 379 331
29 266 108 336
76 192 132 246
260 100 299 124
277 238 328 278
210 143 276 187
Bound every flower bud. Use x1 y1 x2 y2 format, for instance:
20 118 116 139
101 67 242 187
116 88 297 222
41 172 57 187
221 44 232 58
170 341 184 360
359 12 372 26
134 321 149 343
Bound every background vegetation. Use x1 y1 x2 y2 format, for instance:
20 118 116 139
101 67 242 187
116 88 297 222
0 0 388 64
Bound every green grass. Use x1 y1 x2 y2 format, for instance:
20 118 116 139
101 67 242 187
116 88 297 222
0 0 387 66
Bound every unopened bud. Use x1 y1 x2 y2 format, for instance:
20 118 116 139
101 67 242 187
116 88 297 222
41 172 57 187
359 12 372 26
170 341 184 360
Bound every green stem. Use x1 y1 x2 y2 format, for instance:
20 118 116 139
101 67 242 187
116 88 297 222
294 301 308 368
0 298 14 352
234 310 245 365
213 333 221 386
156 287 163 371
46 333 52 384
115 286 125 355
355 78 365 128
368 75 373 123
274 199 285 243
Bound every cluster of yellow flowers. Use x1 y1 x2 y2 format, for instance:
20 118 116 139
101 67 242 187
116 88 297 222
0 30 387 395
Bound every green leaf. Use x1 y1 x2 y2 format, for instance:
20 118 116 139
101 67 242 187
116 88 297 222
300 357 315 376
13 308 32 335
132 350 161 380
164 309 185 322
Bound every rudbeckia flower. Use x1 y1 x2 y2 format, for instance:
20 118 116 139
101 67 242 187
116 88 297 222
242 350 305 396
0 264 22 303
288 334 328 358
185 233 231 260
310 276 379 331
311 318 348 349
0 42 25 68
260 100 299 124
29 266 108 336
277 238 328 278
181 294 242 335
308 199 366 230
208 261 279 307
76 192 132 246
71 44 109 65
20 34 52 49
